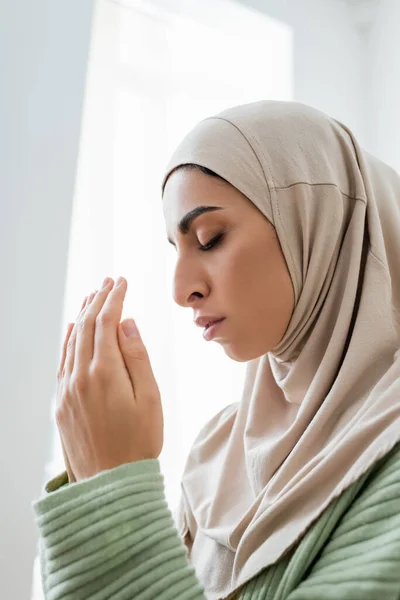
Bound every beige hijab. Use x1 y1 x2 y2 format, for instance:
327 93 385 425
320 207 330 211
162 101 400 600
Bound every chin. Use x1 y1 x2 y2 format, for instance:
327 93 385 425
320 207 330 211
220 340 266 363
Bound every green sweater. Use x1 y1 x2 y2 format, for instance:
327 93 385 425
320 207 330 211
33 442 400 600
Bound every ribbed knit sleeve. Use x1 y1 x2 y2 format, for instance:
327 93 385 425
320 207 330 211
32 459 207 600
286 444 400 600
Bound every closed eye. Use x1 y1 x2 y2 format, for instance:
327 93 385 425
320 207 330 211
198 233 224 252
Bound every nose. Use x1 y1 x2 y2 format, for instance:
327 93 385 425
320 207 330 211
172 256 209 307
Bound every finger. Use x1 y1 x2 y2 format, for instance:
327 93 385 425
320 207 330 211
74 277 115 368
86 290 98 306
60 435 76 483
93 276 128 363
118 318 160 400
59 322 75 376
80 296 89 312
64 295 90 374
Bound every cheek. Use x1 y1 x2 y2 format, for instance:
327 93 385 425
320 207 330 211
214 242 265 317
215 243 255 295
221 240 293 349
232 242 268 293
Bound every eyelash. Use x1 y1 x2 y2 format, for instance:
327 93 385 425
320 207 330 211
198 233 224 252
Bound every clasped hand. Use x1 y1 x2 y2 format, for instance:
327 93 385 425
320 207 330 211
56 276 164 482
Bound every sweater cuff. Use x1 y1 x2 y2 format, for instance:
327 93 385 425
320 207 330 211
32 460 205 600
33 458 161 515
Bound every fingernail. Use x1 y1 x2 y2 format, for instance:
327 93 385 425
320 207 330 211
102 277 112 289
122 319 139 338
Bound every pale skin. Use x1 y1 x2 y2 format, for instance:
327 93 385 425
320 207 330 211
58 169 294 482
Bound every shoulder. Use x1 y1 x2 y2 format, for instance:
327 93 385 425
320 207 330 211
191 402 239 444
289 442 400 600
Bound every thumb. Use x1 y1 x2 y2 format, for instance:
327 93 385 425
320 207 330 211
61 436 76 483
118 319 159 398
120 318 141 340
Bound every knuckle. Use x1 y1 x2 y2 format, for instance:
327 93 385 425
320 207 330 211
91 360 109 379
55 395 69 424
134 349 148 361
126 344 148 361
71 371 89 393
78 313 92 332
55 404 64 425
97 310 112 327
55 377 74 419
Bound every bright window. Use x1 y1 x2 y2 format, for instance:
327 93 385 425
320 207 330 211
32 0 292 596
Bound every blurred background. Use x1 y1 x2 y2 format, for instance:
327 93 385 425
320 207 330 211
1 0 399 598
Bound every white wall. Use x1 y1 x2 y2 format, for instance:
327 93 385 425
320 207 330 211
238 0 400 171
0 1 94 598
237 0 366 145
3 0 393 597
364 0 400 172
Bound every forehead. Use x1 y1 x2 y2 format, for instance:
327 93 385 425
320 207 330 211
163 169 195 223
163 168 240 228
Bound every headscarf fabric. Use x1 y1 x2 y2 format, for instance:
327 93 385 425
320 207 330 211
162 101 400 600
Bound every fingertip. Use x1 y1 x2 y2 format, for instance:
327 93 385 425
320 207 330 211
121 318 140 339
115 276 127 289
87 290 98 305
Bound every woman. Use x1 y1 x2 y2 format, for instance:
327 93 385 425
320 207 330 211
34 101 400 600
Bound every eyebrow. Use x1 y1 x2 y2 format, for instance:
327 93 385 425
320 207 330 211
167 205 225 246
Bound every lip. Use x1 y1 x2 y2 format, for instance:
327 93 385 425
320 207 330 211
203 318 225 341
194 315 226 328
193 315 225 327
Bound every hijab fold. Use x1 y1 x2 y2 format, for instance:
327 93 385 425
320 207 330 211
162 101 400 600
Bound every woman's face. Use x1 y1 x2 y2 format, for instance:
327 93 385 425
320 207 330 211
163 168 295 362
